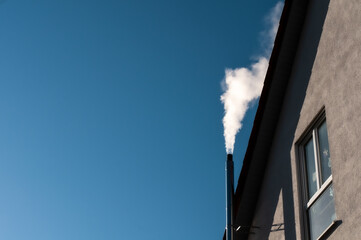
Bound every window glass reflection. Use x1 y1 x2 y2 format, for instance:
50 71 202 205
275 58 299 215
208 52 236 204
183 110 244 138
305 138 317 199
318 121 332 183
308 184 336 240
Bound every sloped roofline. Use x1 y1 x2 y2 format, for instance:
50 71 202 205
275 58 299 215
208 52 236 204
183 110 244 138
223 0 311 239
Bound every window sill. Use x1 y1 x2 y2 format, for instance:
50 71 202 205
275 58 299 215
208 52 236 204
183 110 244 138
316 220 342 240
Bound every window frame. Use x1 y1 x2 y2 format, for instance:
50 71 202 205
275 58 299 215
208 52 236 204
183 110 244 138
296 109 336 240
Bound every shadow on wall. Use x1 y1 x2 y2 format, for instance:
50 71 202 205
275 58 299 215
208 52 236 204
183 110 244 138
245 0 331 239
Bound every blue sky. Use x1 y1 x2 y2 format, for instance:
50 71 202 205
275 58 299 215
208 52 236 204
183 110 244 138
0 1 282 239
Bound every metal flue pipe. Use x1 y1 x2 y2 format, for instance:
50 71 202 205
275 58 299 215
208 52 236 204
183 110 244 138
226 154 234 240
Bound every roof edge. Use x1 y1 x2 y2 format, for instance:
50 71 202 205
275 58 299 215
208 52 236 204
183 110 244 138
222 0 311 238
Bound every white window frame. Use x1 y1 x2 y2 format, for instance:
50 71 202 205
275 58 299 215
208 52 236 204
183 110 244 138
296 110 336 240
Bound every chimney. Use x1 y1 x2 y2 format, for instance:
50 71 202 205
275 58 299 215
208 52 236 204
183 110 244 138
226 154 234 240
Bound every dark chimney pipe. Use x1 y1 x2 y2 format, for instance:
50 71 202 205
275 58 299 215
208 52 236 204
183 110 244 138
226 154 234 240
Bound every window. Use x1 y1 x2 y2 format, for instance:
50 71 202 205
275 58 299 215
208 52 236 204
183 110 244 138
297 113 336 240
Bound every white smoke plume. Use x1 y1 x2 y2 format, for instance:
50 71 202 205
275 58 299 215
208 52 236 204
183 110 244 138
221 2 284 154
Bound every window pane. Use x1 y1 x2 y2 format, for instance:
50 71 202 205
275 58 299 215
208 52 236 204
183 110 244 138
318 121 332 183
308 184 336 240
305 138 317 199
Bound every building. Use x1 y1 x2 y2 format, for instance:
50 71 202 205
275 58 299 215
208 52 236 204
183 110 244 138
225 0 361 239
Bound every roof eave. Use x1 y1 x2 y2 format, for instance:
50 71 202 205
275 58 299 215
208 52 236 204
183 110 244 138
222 0 311 239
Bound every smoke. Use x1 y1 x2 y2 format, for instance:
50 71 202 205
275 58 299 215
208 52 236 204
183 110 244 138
220 58 268 153
221 2 284 154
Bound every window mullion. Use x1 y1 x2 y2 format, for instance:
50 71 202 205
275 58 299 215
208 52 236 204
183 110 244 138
312 130 320 190
314 127 324 186
306 175 333 208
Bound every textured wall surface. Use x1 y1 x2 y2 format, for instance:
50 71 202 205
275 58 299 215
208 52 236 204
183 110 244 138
249 0 361 239
293 0 361 239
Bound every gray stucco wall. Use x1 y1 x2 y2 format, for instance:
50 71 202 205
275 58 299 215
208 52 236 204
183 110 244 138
249 0 361 239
